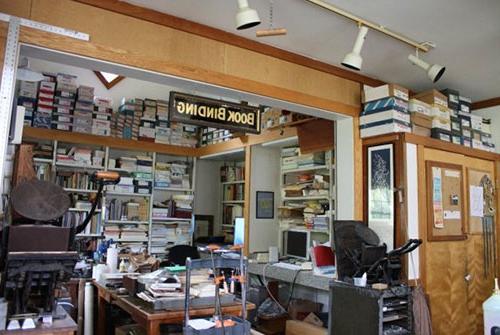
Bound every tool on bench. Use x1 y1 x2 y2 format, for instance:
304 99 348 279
183 244 250 334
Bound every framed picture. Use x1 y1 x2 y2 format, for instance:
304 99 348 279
256 191 274 219
367 144 395 249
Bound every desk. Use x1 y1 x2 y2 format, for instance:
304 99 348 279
94 281 255 335
248 262 332 291
0 309 77 335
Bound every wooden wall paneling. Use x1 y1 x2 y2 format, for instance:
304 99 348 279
243 146 251 256
417 144 427 288
72 0 385 88
353 117 363 220
14 0 361 116
0 0 32 17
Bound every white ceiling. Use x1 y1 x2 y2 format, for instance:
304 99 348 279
123 0 500 102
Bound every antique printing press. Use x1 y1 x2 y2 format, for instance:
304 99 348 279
0 151 119 323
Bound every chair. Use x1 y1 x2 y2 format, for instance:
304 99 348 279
164 245 200 266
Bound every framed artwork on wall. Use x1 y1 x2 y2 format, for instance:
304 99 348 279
367 144 395 249
256 191 274 219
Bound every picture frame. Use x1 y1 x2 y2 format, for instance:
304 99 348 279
256 191 274 219
367 144 395 249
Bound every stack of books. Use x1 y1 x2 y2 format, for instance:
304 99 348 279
92 96 112 136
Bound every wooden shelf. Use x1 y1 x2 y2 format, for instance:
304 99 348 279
105 220 149 224
266 117 318 130
23 126 197 157
68 208 101 213
152 217 192 222
221 180 245 185
64 188 98 194
106 191 152 197
222 200 245 204
281 165 329 174
154 187 193 192
282 195 329 201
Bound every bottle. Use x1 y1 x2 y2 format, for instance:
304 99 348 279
483 278 500 334
119 258 127 273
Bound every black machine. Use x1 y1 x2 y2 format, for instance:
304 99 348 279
0 171 119 317
333 220 422 285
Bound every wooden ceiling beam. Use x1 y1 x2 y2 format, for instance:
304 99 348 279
73 0 385 88
471 97 500 111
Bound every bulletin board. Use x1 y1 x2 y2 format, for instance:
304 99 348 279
426 161 466 241
467 168 493 234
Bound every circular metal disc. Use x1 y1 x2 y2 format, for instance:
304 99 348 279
354 224 380 246
11 179 71 221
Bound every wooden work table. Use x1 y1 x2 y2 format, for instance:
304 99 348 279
94 281 255 335
0 309 77 335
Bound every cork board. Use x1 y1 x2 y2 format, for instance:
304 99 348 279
426 161 466 241
467 168 493 234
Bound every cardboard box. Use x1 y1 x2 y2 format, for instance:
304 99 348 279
451 134 462 145
431 128 451 142
430 106 451 119
451 117 461 133
363 97 408 114
459 114 471 128
360 120 411 138
413 89 448 108
463 138 472 147
408 98 431 116
440 88 460 109
459 96 472 114
412 124 431 137
363 84 409 103
286 320 326 335
411 112 432 129
471 115 483 131
482 119 492 134
462 127 472 138
472 139 483 150
360 110 410 125
431 118 451 131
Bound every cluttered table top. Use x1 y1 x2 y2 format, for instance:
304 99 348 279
248 261 333 291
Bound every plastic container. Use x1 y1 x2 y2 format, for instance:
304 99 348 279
483 278 500 334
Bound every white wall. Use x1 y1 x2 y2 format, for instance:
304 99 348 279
335 117 355 219
28 58 174 110
194 160 222 235
474 106 500 153
249 146 281 253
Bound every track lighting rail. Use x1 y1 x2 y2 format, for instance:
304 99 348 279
304 0 429 52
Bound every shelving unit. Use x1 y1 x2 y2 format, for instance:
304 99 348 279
219 163 245 240
278 146 336 256
24 134 197 260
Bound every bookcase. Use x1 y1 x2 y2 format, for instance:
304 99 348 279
26 137 196 259
278 146 335 256
219 163 245 241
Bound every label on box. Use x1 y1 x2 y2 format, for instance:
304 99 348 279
432 118 451 131
470 115 483 131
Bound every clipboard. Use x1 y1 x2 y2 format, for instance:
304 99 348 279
426 161 466 241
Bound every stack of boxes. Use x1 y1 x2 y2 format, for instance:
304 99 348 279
73 85 94 134
134 156 153 194
35 76 56 129
360 84 411 138
155 100 170 144
116 99 135 139
481 119 495 152
412 90 451 142
409 98 432 137
440 89 462 145
139 99 157 142
92 97 113 136
18 81 39 127
55 74 77 131
458 96 472 147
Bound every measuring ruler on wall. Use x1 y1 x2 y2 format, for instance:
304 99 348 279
0 13 89 197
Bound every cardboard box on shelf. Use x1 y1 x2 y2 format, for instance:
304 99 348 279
462 127 472 139
408 98 431 116
360 120 411 138
463 137 472 147
430 106 451 119
411 112 433 129
440 88 460 109
459 96 472 114
451 134 462 145
470 115 483 131
362 84 409 103
413 89 448 108
431 118 451 131
412 124 431 137
360 109 410 125
459 114 471 128
431 128 451 142
363 97 408 114
451 117 461 133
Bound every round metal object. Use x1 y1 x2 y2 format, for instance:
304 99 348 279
11 179 70 221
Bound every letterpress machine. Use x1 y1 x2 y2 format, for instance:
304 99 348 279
0 154 119 319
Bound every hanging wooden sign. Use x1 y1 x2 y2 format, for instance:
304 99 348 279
168 92 261 134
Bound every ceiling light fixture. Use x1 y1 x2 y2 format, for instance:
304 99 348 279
341 25 369 71
408 50 446 83
236 0 261 30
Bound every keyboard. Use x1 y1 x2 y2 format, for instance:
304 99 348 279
273 262 302 270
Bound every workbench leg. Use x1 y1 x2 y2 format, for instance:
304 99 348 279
147 321 161 335
96 294 106 335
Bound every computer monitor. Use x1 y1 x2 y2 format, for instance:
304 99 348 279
284 230 309 260
234 217 245 245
